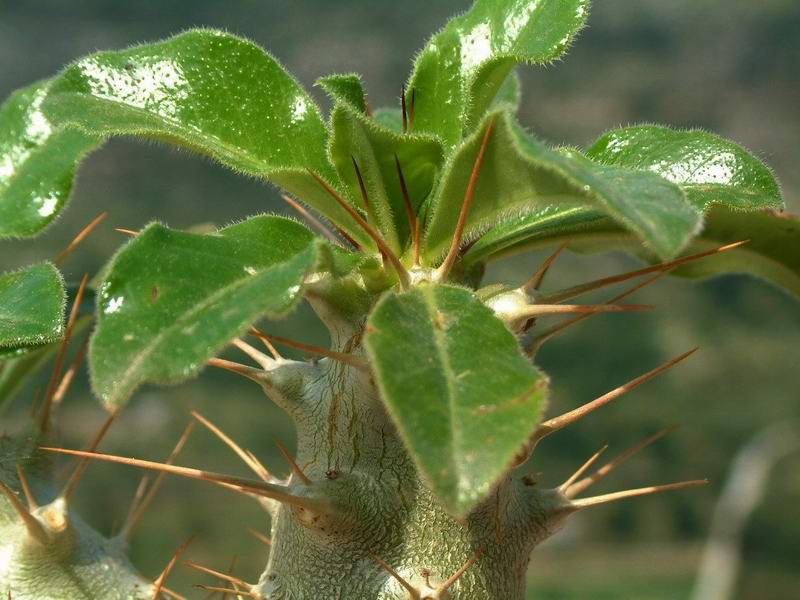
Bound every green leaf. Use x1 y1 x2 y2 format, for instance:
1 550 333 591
0 262 65 348
365 283 546 516
329 103 444 254
0 344 56 416
89 216 316 408
423 112 701 264
408 0 588 146
39 29 371 248
316 73 368 114
586 125 784 211
671 208 800 296
0 81 100 238
466 205 800 297
372 108 403 133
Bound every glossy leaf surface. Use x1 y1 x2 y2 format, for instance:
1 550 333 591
587 125 783 211
0 262 65 348
408 0 588 146
0 81 99 238
40 29 371 248
423 113 701 264
365 283 546 516
90 216 316 407
316 73 368 114
329 103 443 252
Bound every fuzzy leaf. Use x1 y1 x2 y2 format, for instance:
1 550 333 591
329 103 444 253
408 0 588 146
423 112 701 264
0 81 100 238
466 205 800 297
586 125 784 211
37 29 371 248
316 73 368 114
365 283 546 516
90 216 316 408
0 262 65 349
373 108 403 133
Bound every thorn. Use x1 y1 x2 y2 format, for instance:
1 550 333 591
440 548 485 593
533 348 698 445
0 479 48 544
160 587 188 600
249 528 271 546
351 157 379 228
409 88 416 130
192 410 272 482
394 154 420 266
364 97 374 118
570 479 708 509
281 194 342 246
195 586 259 599
251 331 369 371
559 446 608 493
115 227 139 237
232 338 275 370
62 411 117 502
41 447 327 512
368 550 420 598
436 117 496 281
306 168 410 290
518 303 652 317
273 438 311 485
16 465 38 511
566 425 679 498
54 212 108 266
152 535 194 600
527 271 667 355
250 327 282 360
401 85 408 133
185 562 251 589
538 241 749 304
524 243 569 291
122 421 195 541
40 273 90 432
208 358 268 385
120 473 150 537
51 332 90 414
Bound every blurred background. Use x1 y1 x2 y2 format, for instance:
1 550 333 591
1 1 798 598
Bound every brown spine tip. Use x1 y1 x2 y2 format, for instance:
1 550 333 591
534 348 698 443
559 445 608 493
439 548 485 593
368 550 420 598
152 535 194 600
192 410 272 482
54 212 108 266
249 527 272 546
306 168 410 289
273 437 311 486
121 421 195 541
0 479 48 544
62 410 118 502
540 240 750 304
565 424 679 498
251 330 369 371
114 227 139 237
524 242 569 291
184 561 251 589
394 154 421 266
40 446 325 512
16 464 38 511
436 117 496 281
569 479 708 509
40 272 90 432
281 194 342 246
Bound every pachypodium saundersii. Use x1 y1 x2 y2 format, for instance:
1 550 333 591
1 1 798 598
